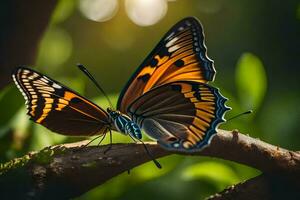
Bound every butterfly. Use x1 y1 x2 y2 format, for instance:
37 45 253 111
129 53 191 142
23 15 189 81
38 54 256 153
12 17 230 152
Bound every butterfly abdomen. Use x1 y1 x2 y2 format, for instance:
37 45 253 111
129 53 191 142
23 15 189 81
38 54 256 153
125 122 142 140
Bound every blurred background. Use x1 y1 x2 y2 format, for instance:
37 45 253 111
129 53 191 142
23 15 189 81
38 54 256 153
0 0 299 199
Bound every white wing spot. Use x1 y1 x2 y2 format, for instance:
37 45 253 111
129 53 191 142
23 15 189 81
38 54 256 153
166 37 179 48
168 45 180 53
165 32 175 41
52 83 62 89
173 143 180 148
185 21 192 26
40 77 49 83
28 74 38 80
43 76 50 81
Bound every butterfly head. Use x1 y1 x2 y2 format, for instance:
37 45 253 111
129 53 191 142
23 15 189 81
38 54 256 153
107 108 121 119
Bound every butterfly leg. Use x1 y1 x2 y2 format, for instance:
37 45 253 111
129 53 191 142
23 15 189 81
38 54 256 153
78 127 109 151
129 136 162 169
104 128 113 154
76 134 104 151
137 139 162 169
128 134 138 143
97 131 107 146
127 135 161 169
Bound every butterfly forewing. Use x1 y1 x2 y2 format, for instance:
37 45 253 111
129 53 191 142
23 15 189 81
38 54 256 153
127 81 230 152
12 67 110 136
118 17 216 113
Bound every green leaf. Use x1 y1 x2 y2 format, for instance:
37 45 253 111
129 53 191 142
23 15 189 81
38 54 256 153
181 161 239 189
236 53 267 111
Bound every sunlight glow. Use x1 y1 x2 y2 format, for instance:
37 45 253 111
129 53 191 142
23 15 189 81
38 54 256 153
125 0 168 26
36 28 72 69
79 0 119 22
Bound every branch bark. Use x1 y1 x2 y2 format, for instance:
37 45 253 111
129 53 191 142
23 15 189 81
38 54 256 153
0 129 299 199
207 173 300 200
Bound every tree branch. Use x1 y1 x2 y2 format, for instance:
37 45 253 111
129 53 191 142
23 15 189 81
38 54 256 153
207 173 300 200
0 129 299 199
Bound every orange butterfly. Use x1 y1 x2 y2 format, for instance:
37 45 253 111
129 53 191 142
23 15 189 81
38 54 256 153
12 17 230 152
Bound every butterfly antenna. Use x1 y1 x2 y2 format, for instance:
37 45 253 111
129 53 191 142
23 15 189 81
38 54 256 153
77 64 114 109
227 110 253 122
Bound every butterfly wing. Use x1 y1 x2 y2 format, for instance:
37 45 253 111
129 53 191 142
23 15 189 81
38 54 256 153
117 17 216 113
126 81 230 152
12 67 110 136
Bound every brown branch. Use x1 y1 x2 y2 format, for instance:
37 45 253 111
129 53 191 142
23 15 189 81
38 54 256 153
207 173 300 200
0 0 58 89
0 129 299 199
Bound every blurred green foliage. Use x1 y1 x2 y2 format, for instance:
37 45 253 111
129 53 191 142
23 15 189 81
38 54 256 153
0 0 299 199
181 161 240 189
36 27 73 69
0 86 23 137
236 53 267 112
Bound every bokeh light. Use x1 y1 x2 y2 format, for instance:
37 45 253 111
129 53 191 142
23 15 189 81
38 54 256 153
36 27 73 70
125 0 168 26
79 0 119 22
99 17 136 50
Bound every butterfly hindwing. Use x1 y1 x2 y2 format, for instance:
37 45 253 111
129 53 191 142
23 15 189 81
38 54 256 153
12 67 110 136
126 81 230 152
118 17 216 113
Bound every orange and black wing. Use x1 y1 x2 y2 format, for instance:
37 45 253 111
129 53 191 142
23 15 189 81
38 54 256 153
126 81 230 152
12 66 110 136
117 17 215 113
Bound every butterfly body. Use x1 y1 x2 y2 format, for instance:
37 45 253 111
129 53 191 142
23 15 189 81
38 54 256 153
108 108 142 139
12 17 230 152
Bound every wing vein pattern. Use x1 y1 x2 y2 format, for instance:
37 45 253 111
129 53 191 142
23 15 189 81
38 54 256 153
117 17 216 113
127 81 230 152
